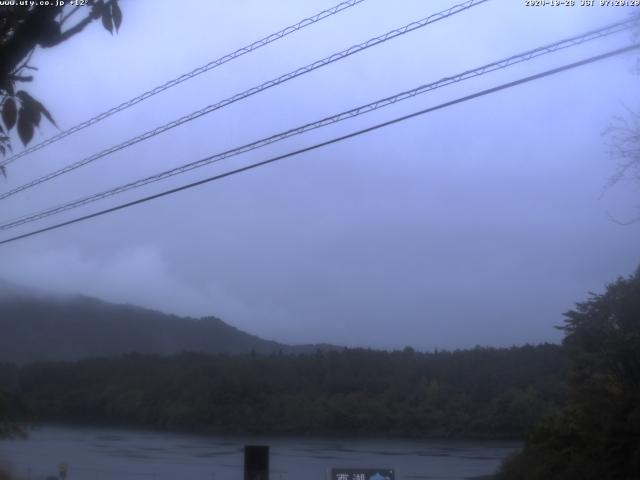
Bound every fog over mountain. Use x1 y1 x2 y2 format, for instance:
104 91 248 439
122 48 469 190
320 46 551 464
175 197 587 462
0 280 338 364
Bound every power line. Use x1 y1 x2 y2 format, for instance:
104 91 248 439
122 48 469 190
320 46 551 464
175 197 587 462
1 43 637 247
1 18 635 231
0 0 490 201
0 0 367 168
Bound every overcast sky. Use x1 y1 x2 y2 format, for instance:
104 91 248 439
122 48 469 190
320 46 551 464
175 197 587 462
0 0 639 350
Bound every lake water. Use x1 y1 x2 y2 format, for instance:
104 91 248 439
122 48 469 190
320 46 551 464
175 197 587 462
0 425 520 480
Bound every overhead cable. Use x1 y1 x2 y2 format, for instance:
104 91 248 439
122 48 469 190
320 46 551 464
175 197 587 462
1 43 637 246
1 18 635 231
0 0 367 168
0 0 490 200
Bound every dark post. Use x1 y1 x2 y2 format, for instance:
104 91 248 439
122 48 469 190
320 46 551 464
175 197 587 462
244 445 269 480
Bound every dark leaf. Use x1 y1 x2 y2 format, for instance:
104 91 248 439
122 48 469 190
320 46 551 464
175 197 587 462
0 145 5 156
2 98 17 130
16 90 55 127
8 74 33 83
30 103 42 127
39 103 56 126
0 165 5 179
102 8 113 33
17 108 35 145
111 1 122 31
16 92 40 127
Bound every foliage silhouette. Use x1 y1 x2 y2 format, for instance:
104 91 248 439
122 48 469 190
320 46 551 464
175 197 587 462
498 267 640 480
0 1 122 176
0 343 567 438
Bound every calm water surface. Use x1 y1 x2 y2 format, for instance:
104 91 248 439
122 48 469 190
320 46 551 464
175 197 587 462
0 425 520 480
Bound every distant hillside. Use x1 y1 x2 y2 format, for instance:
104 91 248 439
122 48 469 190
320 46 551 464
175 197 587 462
0 281 337 363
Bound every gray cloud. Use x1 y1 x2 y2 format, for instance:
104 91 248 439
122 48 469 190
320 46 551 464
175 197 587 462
1 0 639 350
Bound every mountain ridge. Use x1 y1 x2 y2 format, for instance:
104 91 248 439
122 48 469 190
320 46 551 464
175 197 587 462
0 279 340 364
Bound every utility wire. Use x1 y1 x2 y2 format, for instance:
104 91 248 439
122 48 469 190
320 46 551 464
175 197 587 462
1 43 637 247
1 18 635 231
0 0 489 201
0 0 367 168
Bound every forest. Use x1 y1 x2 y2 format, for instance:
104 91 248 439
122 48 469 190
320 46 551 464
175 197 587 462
496 267 640 479
0 343 566 439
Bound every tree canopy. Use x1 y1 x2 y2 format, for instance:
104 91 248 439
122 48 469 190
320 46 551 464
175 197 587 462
1 343 566 438
0 1 122 174
498 267 640 480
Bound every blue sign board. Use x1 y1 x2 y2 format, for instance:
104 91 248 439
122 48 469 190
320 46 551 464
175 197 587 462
329 468 396 480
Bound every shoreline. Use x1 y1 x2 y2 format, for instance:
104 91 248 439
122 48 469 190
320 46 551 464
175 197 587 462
18 420 525 444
